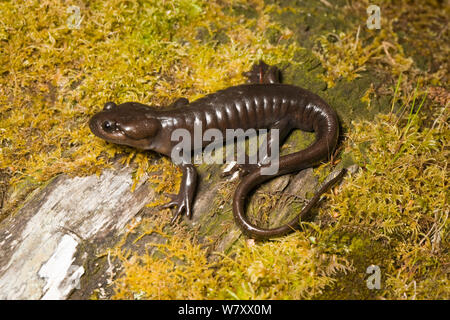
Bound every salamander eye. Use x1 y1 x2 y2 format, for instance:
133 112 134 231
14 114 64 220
102 120 116 132
103 102 116 111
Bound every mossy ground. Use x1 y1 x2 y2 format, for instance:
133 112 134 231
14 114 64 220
1 0 448 299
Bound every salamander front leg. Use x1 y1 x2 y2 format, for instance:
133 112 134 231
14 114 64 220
159 163 198 223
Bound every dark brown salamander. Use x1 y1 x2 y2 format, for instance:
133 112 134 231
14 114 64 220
89 61 343 240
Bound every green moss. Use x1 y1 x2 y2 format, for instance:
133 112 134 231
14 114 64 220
316 100 449 299
388 0 449 84
112 223 352 299
109 0 449 300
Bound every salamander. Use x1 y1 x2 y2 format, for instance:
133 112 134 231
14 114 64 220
89 61 344 240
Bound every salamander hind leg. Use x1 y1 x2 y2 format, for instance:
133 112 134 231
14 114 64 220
242 60 281 84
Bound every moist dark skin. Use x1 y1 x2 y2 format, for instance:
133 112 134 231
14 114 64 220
89 61 343 240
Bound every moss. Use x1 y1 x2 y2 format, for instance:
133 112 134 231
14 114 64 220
109 0 449 300
389 0 449 83
316 99 449 299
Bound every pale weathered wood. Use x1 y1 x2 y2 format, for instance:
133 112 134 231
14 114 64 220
0 166 154 299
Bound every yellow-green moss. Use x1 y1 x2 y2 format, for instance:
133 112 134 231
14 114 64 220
317 98 449 299
2 0 448 300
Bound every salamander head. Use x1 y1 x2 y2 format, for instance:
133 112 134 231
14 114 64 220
89 102 161 150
